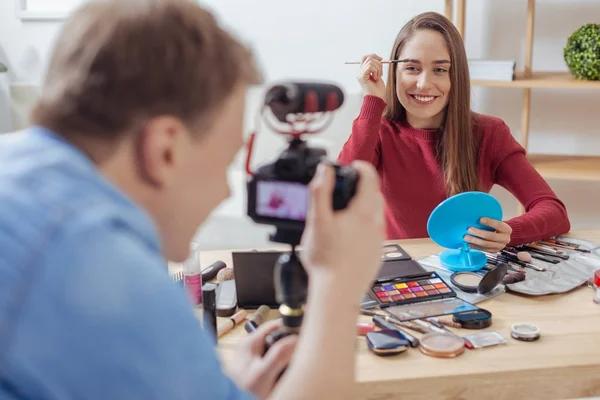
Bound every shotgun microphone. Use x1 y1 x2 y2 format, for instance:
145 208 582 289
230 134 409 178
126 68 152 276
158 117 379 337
264 82 345 122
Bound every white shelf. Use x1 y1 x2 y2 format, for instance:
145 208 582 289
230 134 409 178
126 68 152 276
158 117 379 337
16 0 70 21
18 11 69 21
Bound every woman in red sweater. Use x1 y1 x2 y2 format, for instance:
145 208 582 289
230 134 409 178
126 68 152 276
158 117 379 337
338 11 570 252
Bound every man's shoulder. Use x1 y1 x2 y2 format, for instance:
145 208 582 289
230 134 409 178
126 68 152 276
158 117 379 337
0 126 162 336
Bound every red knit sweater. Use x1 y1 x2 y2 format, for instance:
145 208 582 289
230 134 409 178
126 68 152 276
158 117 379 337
338 96 571 246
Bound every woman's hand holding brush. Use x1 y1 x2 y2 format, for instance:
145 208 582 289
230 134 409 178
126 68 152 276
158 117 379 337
356 53 387 101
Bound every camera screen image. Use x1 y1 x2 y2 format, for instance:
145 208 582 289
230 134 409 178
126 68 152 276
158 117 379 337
256 181 308 221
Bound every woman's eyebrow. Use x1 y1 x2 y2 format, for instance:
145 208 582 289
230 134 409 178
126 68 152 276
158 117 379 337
397 58 451 64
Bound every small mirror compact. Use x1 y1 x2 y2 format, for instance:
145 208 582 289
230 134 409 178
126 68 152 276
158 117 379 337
450 262 508 294
427 192 503 272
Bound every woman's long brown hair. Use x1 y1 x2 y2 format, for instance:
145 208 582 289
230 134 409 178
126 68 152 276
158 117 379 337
383 12 479 197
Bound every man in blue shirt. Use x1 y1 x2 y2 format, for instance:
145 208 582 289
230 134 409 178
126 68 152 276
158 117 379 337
0 0 385 399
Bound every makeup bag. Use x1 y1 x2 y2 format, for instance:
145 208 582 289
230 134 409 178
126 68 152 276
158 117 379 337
502 237 600 296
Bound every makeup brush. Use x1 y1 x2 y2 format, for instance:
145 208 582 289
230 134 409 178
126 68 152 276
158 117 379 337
373 316 420 347
217 309 248 337
244 305 271 333
504 247 560 264
344 60 403 64
486 255 525 272
362 309 430 334
498 251 546 272
522 244 570 260
486 254 537 272
538 240 590 253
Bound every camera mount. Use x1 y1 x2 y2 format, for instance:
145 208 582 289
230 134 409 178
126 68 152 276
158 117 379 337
244 82 349 356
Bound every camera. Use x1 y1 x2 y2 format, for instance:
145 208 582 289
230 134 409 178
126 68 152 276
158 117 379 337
245 82 359 246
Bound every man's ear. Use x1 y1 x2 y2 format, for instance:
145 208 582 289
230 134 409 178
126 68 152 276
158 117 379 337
135 116 186 187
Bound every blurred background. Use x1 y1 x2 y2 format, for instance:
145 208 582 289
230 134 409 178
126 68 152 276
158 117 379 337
1 0 598 251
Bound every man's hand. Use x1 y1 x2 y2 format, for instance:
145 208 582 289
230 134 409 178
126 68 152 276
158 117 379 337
301 161 385 299
228 319 297 400
464 217 512 253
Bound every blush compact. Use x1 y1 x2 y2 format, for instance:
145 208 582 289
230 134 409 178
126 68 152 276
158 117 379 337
418 332 465 358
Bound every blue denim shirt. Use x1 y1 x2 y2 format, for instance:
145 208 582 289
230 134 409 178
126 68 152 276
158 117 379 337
0 127 254 400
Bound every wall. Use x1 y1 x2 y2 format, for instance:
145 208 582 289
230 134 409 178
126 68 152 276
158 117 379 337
1 0 597 153
0 0 598 248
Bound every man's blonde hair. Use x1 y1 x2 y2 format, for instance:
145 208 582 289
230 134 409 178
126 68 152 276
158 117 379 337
31 0 262 141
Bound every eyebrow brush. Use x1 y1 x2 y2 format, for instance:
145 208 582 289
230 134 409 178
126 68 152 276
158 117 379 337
344 60 402 65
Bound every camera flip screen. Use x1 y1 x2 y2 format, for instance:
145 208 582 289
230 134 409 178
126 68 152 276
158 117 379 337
256 181 308 221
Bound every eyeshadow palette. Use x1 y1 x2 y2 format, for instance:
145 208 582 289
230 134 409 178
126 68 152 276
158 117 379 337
371 272 456 308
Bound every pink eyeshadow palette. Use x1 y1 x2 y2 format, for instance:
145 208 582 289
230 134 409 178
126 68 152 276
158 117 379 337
371 272 456 308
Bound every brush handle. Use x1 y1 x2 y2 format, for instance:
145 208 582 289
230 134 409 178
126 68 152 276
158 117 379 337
372 316 420 347
344 60 400 64
201 260 227 281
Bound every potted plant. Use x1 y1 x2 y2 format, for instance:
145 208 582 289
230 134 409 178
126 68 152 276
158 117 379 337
564 23 600 81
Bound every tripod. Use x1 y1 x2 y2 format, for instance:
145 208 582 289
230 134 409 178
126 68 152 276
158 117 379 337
264 230 308 351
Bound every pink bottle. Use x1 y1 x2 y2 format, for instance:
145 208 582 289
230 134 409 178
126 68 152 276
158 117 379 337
183 243 202 306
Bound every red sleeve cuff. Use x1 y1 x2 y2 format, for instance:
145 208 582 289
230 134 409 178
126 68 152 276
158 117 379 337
358 95 387 121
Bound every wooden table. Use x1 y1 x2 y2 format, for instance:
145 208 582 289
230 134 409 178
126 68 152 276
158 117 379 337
190 229 600 400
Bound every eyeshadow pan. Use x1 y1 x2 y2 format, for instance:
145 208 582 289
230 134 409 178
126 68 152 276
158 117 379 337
370 272 455 308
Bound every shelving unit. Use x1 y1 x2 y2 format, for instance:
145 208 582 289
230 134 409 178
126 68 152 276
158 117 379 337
444 0 600 214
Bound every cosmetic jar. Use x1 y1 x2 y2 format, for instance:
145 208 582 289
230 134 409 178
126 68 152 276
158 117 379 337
418 332 465 358
452 309 492 329
510 323 541 342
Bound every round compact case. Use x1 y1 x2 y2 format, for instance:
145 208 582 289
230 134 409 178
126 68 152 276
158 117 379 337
511 323 541 342
450 262 508 294
418 332 465 358
452 309 493 330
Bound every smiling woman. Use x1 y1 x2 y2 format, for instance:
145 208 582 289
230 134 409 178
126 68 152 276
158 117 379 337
338 11 571 251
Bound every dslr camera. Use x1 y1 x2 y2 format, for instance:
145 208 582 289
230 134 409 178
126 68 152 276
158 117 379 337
245 82 359 246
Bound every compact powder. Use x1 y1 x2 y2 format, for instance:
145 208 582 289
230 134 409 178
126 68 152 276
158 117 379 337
453 272 483 286
418 332 465 358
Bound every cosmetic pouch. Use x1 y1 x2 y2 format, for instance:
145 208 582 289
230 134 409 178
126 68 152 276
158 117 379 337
503 237 600 296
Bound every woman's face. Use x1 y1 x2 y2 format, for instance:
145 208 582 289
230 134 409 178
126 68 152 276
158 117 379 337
395 29 451 129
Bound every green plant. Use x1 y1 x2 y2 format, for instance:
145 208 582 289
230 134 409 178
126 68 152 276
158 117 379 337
564 23 600 80
0 62 7 73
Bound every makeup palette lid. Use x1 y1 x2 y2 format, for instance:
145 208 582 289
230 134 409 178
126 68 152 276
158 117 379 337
427 192 503 272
